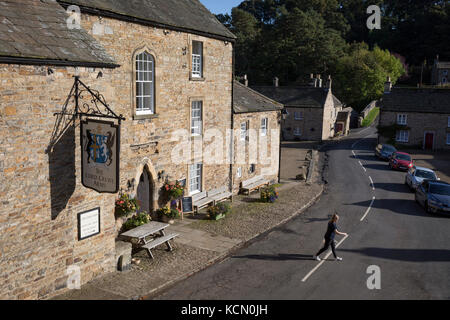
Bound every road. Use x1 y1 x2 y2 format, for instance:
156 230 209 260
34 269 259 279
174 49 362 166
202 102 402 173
153 127 450 300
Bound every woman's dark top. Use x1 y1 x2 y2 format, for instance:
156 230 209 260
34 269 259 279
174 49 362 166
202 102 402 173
324 222 337 240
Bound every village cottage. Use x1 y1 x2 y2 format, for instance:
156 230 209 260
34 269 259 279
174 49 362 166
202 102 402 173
253 75 344 141
232 80 283 194
431 55 450 86
0 0 236 300
378 78 450 150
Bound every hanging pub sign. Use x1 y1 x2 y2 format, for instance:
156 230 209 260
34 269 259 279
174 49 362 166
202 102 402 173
81 119 120 193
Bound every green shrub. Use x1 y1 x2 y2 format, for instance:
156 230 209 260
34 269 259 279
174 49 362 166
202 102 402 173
260 185 279 203
207 202 231 220
121 212 151 232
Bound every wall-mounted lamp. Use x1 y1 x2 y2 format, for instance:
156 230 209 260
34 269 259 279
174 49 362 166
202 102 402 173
163 30 171 35
47 68 54 75
224 41 229 45
158 170 165 181
97 71 103 79
182 47 187 55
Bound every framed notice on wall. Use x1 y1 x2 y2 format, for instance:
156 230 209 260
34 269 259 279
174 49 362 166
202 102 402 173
81 119 120 193
78 208 101 241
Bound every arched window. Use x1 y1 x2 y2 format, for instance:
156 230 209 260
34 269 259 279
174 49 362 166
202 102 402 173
135 51 155 115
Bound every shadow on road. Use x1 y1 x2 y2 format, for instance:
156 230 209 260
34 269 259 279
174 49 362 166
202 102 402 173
372 182 410 193
232 253 314 261
363 164 391 171
340 248 450 262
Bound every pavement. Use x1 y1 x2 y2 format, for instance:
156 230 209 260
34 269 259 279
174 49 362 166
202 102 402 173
152 126 450 300
53 140 323 300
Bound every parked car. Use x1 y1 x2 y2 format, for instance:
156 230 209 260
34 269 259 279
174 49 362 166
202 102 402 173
415 180 450 214
375 144 397 160
405 166 439 190
389 152 414 171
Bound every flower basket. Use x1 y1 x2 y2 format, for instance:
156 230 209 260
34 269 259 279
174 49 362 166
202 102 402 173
121 212 151 233
260 185 279 203
162 181 185 201
207 202 231 220
115 192 139 218
156 206 181 223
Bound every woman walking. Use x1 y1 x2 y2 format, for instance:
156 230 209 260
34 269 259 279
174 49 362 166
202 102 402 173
313 213 348 261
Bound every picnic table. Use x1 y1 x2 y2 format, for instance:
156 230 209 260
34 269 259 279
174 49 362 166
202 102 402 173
119 221 179 259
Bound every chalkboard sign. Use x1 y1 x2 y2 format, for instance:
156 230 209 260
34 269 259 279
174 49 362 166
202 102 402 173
182 197 193 213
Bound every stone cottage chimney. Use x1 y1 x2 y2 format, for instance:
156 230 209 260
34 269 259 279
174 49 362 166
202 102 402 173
316 74 322 88
310 74 318 87
244 74 248 87
325 75 332 90
384 76 392 93
273 77 279 87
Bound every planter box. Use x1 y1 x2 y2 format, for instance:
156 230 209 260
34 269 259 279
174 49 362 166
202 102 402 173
159 215 175 224
211 213 226 221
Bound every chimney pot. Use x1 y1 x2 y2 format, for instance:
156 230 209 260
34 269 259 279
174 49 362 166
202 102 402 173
384 76 392 93
273 77 279 87
244 74 248 87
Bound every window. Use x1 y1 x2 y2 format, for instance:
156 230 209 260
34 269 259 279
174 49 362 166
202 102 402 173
444 70 448 76
396 130 409 142
447 133 450 145
261 118 268 136
191 101 203 136
240 122 248 141
294 127 302 136
237 167 242 178
189 163 202 194
448 116 450 128
397 114 407 125
136 51 155 115
192 41 203 78
294 111 303 120
443 78 448 84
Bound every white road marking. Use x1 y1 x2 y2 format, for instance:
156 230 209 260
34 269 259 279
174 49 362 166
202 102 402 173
369 176 375 190
358 161 363 166
360 196 376 221
302 234 349 283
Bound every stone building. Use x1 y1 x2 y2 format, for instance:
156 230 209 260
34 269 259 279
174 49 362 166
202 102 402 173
253 75 343 141
0 0 235 299
232 81 283 193
431 55 450 86
378 80 450 150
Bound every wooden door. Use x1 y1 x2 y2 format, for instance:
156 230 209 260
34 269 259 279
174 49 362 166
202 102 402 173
424 133 434 150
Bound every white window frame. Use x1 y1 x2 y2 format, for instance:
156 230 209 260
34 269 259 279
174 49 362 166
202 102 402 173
240 122 248 141
396 130 409 143
189 163 202 194
136 51 154 115
192 41 203 78
191 101 203 136
397 114 407 125
294 111 303 120
293 127 302 136
261 118 268 136
237 167 242 178
447 133 450 145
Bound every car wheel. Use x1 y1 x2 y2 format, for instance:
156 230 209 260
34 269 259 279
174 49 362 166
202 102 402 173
425 201 433 214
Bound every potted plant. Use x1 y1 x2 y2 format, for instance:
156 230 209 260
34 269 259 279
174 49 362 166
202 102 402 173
115 192 139 218
156 206 181 224
121 211 151 233
207 202 231 221
260 185 279 203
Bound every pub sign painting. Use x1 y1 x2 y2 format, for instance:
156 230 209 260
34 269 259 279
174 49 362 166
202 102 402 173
81 119 120 193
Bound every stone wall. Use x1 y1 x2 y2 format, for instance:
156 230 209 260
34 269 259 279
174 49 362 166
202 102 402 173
232 111 280 194
282 107 323 141
321 91 341 140
0 65 117 300
379 111 450 150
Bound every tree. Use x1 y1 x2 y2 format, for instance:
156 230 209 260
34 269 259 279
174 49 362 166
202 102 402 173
333 45 405 111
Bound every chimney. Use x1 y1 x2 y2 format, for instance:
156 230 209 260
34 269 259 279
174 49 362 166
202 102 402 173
310 74 318 87
244 74 248 87
325 75 332 90
316 74 322 88
273 77 279 87
384 76 392 93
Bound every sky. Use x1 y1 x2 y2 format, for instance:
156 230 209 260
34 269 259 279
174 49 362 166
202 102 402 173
200 0 243 14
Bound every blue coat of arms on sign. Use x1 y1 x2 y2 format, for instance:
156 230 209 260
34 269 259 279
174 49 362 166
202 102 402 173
85 130 115 166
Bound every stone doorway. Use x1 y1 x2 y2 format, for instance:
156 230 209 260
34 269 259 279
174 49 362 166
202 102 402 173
136 169 153 214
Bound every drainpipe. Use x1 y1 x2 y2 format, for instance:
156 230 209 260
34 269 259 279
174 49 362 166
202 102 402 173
229 42 235 194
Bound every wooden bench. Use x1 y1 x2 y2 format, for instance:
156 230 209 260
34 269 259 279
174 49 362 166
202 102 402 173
141 233 179 259
240 175 270 195
208 186 233 204
192 191 213 214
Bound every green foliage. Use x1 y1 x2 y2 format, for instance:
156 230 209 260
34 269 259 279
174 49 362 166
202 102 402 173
161 181 185 200
115 192 139 218
156 206 181 219
333 45 405 111
207 202 232 220
260 185 279 203
361 107 380 127
377 123 410 146
121 212 151 233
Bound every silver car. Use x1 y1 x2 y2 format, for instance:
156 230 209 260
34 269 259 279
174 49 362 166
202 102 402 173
405 166 439 190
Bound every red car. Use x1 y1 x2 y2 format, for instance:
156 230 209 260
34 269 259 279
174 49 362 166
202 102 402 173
389 151 414 171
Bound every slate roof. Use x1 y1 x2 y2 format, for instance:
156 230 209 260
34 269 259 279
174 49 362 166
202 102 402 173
58 0 236 41
233 81 283 114
251 86 330 108
0 0 117 67
380 88 450 114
